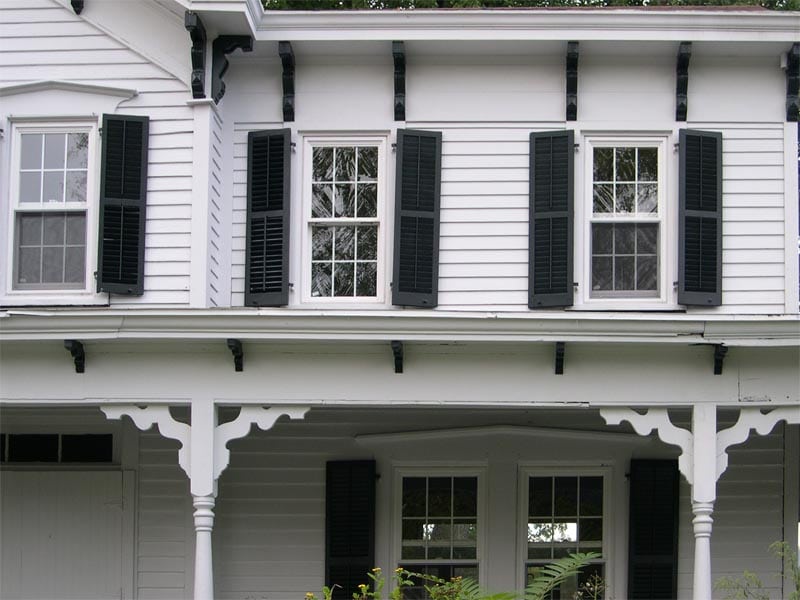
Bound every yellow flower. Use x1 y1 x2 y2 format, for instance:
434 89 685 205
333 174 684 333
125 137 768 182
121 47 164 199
395 568 404 573
371 567 381 573
305 593 315 599
359 584 368 591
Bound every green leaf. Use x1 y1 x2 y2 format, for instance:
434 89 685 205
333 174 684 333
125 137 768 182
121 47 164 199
524 552 601 600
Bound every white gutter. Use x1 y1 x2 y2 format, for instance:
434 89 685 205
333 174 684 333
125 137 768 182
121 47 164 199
0 310 797 346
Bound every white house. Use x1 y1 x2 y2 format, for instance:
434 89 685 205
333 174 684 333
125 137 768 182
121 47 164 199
0 1 798 599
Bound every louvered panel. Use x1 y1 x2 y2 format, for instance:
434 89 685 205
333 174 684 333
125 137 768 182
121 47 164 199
98 114 148 296
393 129 442 307
528 131 573 308
679 129 722 306
245 129 290 306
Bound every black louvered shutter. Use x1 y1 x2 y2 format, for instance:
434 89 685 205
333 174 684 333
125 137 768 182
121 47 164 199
628 459 679 600
245 129 291 306
529 130 574 308
97 114 149 295
326 460 376 600
392 129 442 307
679 129 722 306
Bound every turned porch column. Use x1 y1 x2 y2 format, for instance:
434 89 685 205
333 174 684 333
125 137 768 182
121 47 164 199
689 404 717 600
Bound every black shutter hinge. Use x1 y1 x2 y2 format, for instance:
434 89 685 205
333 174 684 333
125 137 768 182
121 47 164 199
713 344 727 375
227 338 243 372
64 340 85 373
554 341 566 375
676 42 692 122
391 340 403 374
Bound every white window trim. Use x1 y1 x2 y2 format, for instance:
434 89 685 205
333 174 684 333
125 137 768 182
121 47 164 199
392 465 488 588
516 465 613 594
3 118 104 305
573 132 679 311
299 134 390 306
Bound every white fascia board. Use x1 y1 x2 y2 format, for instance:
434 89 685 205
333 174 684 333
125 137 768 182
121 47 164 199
0 81 138 99
0 310 797 346
253 10 800 43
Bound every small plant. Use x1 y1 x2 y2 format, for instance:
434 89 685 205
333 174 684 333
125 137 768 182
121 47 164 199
524 552 602 600
573 572 606 600
714 542 800 600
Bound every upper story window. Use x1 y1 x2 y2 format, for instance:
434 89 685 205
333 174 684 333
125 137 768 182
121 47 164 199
9 124 95 293
577 136 672 308
303 137 387 303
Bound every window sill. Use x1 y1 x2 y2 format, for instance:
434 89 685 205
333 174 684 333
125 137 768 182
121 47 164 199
1 291 109 307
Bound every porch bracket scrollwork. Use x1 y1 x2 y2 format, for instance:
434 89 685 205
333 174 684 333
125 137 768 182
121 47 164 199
716 406 800 480
101 405 192 477
600 407 693 483
213 406 309 481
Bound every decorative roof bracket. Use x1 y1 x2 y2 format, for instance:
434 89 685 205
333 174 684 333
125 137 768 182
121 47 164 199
786 43 799 122
64 339 85 373
211 35 253 104
393 41 406 121
676 42 692 121
554 342 565 375
279 41 295 122
391 340 403 374
566 41 579 121
227 339 243 372
713 344 727 375
71 1 84 15
184 12 207 99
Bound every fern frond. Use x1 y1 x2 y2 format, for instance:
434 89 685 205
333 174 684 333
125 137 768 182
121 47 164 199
523 552 601 600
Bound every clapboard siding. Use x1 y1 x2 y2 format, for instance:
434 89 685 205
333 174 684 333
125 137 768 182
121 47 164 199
0 1 192 306
138 430 191 600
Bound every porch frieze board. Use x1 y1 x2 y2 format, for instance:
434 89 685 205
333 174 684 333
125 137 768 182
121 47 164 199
1 311 798 346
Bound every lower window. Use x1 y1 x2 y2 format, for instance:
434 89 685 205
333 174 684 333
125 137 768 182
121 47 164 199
399 474 480 598
525 474 606 598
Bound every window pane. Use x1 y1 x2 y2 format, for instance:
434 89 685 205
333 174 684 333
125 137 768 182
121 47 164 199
638 147 658 181
311 263 331 297
333 263 354 296
335 147 355 180
64 246 85 284
358 147 378 181
8 434 58 462
20 172 41 203
580 477 603 516
66 172 87 203
428 477 452 517
311 184 332 218
43 214 65 245
334 226 355 260
356 262 376 296
592 184 613 214
593 148 613 182
637 256 658 291
44 133 66 169
334 184 355 218
638 183 658 213
313 147 333 181
65 214 86 245
528 547 552 560
403 478 427 517
17 247 41 284
579 518 603 542
428 520 451 541
553 520 578 542
614 256 636 290
428 546 450 560
615 183 635 213
614 224 635 254
615 147 635 181
312 226 332 260
637 224 658 254
453 546 477 560
21 134 42 169
43 171 64 203
403 519 426 541
357 183 377 218
592 224 613 255
18 214 42 245
528 522 554 543
554 477 577 516
67 133 89 168
529 477 552 516
452 520 477 541
42 246 64 283
402 546 425 560
592 256 612 291
453 477 477 516
357 226 377 260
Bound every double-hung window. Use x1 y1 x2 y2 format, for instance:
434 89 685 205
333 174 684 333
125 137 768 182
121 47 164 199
10 125 94 292
305 138 386 302
523 472 607 598
579 137 671 307
398 471 482 598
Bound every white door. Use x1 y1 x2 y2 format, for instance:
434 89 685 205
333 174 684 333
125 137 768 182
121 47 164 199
0 471 131 600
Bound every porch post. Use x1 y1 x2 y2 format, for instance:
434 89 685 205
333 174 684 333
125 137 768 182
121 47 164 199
189 398 218 600
192 495 216 600
690 404 717 600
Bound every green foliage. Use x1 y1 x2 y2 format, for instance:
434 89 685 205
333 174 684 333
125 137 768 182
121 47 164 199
523 552 601 600
769 541 800 600
262 0 798 10
714 542 800 600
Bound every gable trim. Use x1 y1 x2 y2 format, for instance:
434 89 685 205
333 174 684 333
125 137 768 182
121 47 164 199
0 81 137 100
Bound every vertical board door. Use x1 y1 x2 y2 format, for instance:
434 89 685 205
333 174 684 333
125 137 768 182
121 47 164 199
0 471 130 600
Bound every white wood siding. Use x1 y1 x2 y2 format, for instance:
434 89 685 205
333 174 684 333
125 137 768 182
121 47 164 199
0 0 193 306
